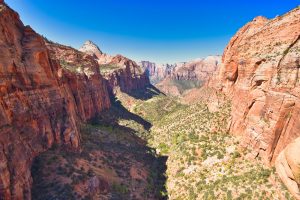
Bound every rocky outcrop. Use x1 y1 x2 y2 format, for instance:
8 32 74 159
79 40 103 56
276 137 300 199
80 41 150 94
0 2 110 199
213 6 300 198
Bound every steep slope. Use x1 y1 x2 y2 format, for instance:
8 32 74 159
101 55 150 94
214 6 300 198
46 41 111 122
0 2 110 199
80 41 150 94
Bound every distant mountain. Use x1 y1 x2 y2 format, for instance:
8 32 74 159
140 56 221 95
138 61 176 84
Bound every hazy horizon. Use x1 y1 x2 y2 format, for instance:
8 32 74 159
5 0 299 63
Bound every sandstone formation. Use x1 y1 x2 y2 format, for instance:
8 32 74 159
212 6 300 198
148 56 221 95
276 137 300 199
79 40 103 56
46 41 111 122
80 41 150 94
139 61 176 84
0 2 110 199
79 40 114 65
169 56 221 81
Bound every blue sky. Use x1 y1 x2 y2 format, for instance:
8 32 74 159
5 0 300 63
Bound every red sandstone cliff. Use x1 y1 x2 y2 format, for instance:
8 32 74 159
102 55 150 94
45 41 111 121
0 2 110 199
213 6 300 198
80 41 150 94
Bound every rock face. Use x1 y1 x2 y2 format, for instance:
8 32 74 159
79 40 103 56
276 137 300 199
0 2 110 199
139 61 176 84
102 55 150 94
80 41 151 94
213 6 300 198
145 56 221 95
169 56 221 81
46 41 111 122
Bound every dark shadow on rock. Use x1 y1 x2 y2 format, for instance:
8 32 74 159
31 79 168 199
31 120 168 200
124 84 164 101
92 95 152 131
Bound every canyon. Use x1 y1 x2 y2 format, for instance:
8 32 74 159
0 0 299 199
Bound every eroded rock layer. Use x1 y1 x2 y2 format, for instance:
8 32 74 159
0 2 110 199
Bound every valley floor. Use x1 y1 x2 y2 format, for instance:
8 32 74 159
31 87 294 200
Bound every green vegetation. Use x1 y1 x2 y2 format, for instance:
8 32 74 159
31 87 294 199
60 59 83 73
129 93 293 200
31 108 167 200
112 183 129 195
99 63 122 74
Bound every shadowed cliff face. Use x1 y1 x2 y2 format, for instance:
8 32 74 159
0 2 110 199
212 6 300 198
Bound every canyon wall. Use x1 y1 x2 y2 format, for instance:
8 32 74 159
169 56 221 81
139 61 175 84
0 2 110 199
148 56 221 95
80 41 151 95
102 55 150 94
46 42 111 122
213 6 300 198
140 56 220 85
